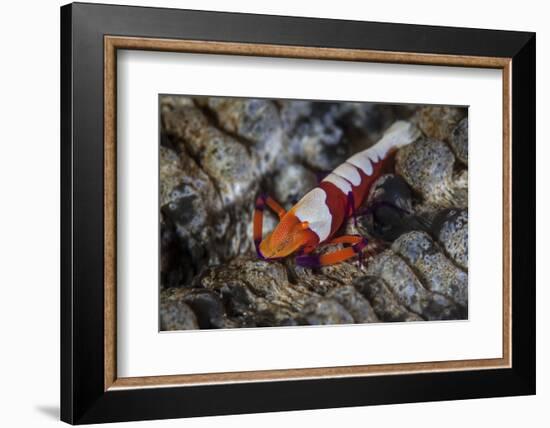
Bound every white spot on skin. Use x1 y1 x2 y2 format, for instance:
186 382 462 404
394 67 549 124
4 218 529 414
373 120 420 159
346 121 419 176
333 163 361 186
293 188 332 242
368 149 381 163
347 152 373 175
322 173 352 195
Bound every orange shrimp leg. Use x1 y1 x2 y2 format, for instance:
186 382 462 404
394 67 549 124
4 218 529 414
253 194 286 258
296 235 368 267
321 235 363 246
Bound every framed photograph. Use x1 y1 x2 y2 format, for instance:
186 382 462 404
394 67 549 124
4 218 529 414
60 2 535 424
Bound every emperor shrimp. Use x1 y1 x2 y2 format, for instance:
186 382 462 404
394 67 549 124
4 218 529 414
253 120 420 267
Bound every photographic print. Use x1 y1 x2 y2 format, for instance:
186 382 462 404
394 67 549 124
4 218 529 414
159 95 469 331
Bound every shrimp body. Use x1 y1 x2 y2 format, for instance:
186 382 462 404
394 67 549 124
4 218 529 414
254 120 420 267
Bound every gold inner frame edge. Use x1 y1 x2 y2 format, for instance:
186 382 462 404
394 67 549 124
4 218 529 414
104 36 512 391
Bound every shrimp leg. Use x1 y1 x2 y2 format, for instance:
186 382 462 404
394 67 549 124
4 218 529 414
296 235 368 267
253 194 286 257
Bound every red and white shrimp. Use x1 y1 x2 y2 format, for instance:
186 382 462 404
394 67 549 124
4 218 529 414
253 120 420 267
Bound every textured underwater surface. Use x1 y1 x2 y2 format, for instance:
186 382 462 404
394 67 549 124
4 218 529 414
159 96 468 330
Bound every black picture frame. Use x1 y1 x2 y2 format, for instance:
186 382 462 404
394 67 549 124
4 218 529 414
61 2 535 424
